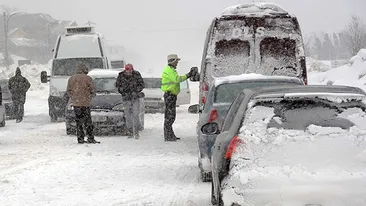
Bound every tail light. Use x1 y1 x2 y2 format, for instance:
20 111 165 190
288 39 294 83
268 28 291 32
202 96 207 104
208 109 218 122
203 83 209 91
225 136 243 159
304 79 308 85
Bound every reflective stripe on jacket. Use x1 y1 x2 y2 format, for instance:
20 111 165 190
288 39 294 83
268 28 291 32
161 65 187 95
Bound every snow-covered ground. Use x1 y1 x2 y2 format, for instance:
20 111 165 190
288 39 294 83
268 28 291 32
0 79 210 205
1 49 366 205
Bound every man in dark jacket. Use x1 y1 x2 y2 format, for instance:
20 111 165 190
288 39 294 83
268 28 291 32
115 63 145 139
67 63 100 144
8 67 31 123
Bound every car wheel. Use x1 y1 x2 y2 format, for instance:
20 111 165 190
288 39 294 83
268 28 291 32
50 114 57 122
66 124 75 135
211 182 218 205
201 170 212 182
0 115 5 127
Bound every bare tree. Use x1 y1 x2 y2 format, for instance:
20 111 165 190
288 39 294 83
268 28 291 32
342 15 366 56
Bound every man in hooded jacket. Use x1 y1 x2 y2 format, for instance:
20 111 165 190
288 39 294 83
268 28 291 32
115 63 145 139
8 67 31 123
67 63 100 144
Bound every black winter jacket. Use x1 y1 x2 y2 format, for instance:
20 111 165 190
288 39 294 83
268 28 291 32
8 69 31 103
115 71 145 101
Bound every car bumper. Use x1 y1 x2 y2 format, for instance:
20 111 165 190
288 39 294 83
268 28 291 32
198 133 218 172
66 109 125 129
144 99 165 113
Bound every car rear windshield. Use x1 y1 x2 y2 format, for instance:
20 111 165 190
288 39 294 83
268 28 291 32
94 78 117 93
247 99 366 131
214 80 301 103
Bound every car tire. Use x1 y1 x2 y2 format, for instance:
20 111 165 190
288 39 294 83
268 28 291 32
50 114 57 122
66 122 75 135
211 182 218 205
201 170 212 182
0 115 5 127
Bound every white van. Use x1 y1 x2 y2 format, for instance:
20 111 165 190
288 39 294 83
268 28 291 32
41 26 110 122
195 3 308 106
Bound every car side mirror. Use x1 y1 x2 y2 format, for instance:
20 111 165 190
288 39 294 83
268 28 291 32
188 104 200 114
41 71 50 83
201 122 220 135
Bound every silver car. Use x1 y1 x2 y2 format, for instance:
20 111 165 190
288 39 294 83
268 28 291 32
188 75 304 182
143 77 191 113
209 85 366 205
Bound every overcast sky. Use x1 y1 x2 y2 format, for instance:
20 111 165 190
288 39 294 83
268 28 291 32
1 0 366 71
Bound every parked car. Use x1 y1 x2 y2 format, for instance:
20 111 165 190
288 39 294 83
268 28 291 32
110 59 126 69
188 74 304 182
65 69 145 135
143 77 191 113
0 84 6 127
209 85 366 205
0 78 14 119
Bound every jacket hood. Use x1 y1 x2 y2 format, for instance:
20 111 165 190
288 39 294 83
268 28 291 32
77 64 89 74
15 67 21 76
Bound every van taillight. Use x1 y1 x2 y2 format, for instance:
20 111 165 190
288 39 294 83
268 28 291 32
202 97 207 104
225 136 243 159
208 109 218 122
203 83 209 91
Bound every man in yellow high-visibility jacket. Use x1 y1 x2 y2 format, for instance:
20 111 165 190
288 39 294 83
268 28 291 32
161 54 193 141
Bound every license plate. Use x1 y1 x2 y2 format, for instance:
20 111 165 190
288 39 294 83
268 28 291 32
92 116 107 122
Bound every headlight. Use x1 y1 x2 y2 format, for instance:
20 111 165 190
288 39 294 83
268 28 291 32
112 104 124 111
50 86 61 96
67 104 74 111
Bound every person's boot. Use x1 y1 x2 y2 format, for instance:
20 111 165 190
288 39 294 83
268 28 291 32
16 118 22 123
134 132 140 139
127 128 133 138
87 138 100 144
78 138 86 144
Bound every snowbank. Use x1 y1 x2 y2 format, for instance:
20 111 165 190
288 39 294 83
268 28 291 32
309 49 366 91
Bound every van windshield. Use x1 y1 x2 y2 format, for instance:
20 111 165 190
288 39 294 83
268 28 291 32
52 58 104 76
56 35 102 58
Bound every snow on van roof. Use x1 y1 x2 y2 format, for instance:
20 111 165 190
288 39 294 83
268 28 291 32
88 69 122 78
221 3 289 17
214 73 301 86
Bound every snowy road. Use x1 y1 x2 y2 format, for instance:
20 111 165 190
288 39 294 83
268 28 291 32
0 89 211 206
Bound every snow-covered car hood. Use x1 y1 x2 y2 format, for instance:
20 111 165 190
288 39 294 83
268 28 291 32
221 106 366 206
91 93 122 110
143 89 163 99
